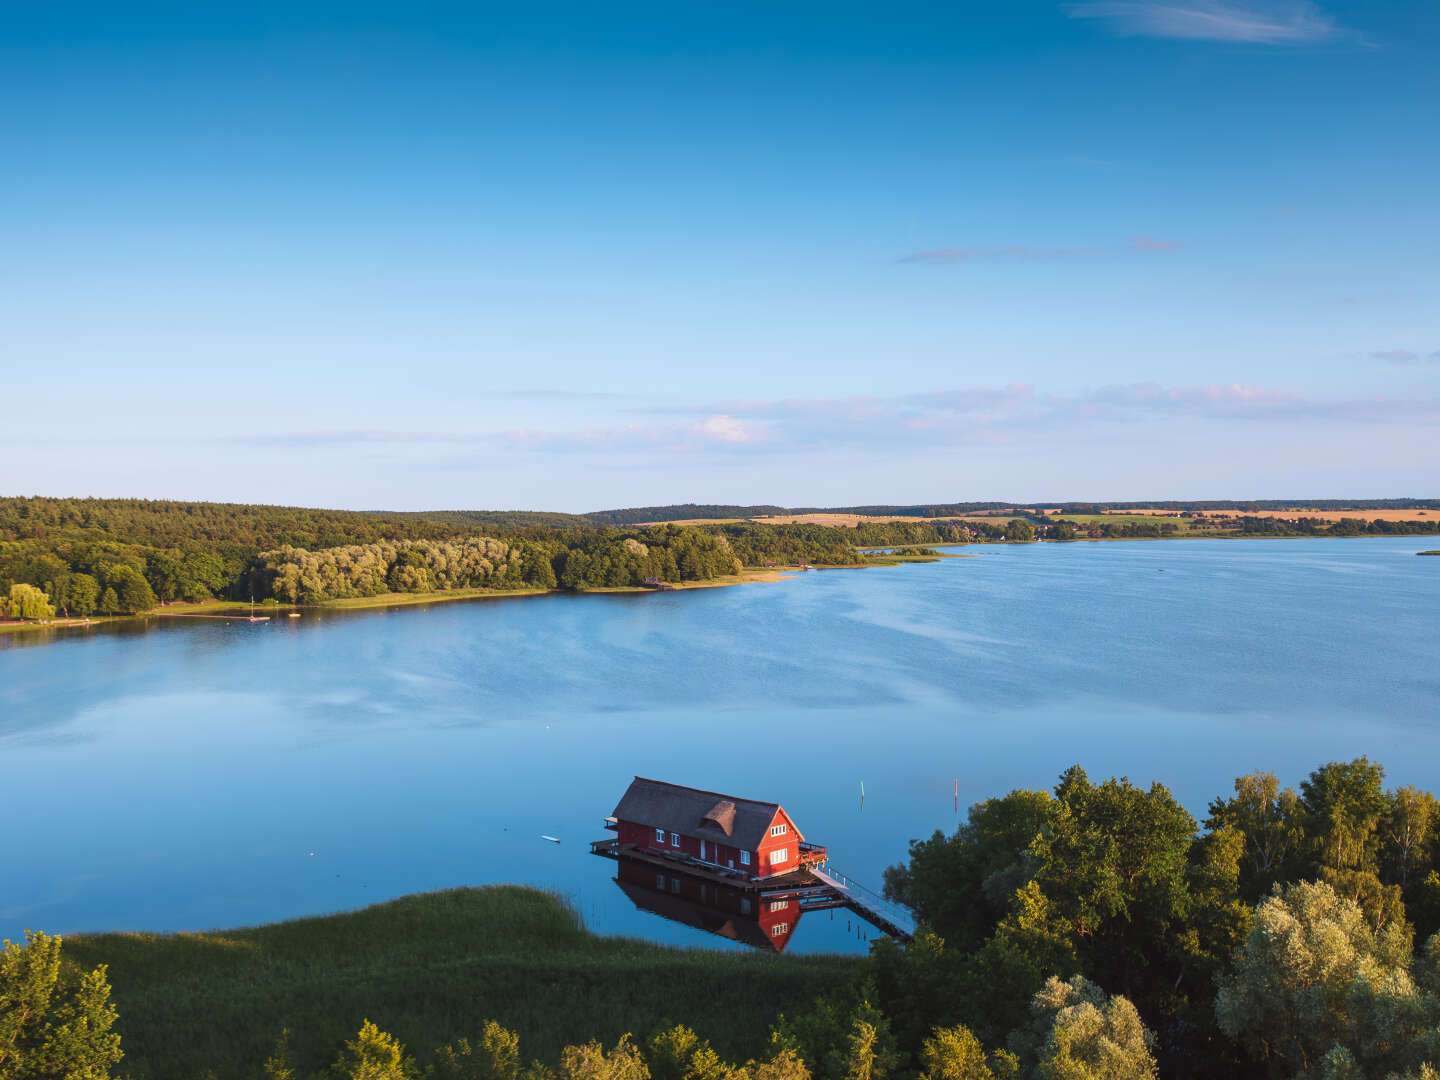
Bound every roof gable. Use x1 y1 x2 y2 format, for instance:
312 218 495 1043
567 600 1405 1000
612 777 801 851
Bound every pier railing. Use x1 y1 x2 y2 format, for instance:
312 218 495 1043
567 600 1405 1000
808 863 916 939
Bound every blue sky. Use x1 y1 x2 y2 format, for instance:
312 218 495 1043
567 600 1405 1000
3 0 1436 510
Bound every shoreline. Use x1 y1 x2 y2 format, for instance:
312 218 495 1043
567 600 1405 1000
0 566 804 640
3 535 1433 643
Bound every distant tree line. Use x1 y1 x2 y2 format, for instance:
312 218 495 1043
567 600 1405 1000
4 497 1435 621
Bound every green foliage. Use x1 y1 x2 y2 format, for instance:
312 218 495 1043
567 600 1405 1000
0 930 123 1080
1009 976 1157 1080
64 887 855 1080
432 1021 524 1080
558 1035 649 1080
3 582 55 620
332 1019 417 1080
1206 770 1307 900
1215 879 1429 1077
918 1024 994 1080
66 572 99 615
771 985 900 1080
1002 520 1035 542
262 1029 298 1080
646 1025 730 1080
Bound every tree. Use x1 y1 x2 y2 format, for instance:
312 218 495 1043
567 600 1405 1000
98 587 119 615
1206 771 1307 900
0 930 123 1080
103 565 157 614
558 1035 649 1080
4 583 54 620
1003 520 1035 542
434 1021 522 1080
1028 769 1197 1005
919 1025 994 1080
332 1020 415 1080
1215 880 1421 1077
1302 758 1387 876
1010 976 1157 1080
1386 787 1437 890
262 1029 297 1080
646 1025 728 1080
67 573 99 616
1300 758 1401 926
771 987 900 1080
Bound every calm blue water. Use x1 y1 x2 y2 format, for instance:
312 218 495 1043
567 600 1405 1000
3 538 1438 954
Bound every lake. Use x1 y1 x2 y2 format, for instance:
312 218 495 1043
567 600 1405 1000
3 537 1438 954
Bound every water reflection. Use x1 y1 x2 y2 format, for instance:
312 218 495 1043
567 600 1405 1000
612 858 804 953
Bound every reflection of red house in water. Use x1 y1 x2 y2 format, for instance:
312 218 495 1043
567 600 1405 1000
592 777 914 949
607 777 825 879
614 859 802 952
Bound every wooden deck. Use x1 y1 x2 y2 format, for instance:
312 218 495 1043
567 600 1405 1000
589 838 914 942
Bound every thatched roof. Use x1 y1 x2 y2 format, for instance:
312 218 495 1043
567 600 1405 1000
611 777 799 851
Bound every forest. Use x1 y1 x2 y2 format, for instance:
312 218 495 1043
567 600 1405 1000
14 756 1440 1080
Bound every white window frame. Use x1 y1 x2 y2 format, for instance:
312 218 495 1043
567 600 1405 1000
770 847 789 866
740 850 751 866
655 827 665 843
770 900 790 912
771 824 788 837
771 922 789 936
656 873 665 888
670 832 680 847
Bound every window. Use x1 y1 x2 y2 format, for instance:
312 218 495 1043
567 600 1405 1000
655 828 664 843
770 824 788 837
656 874 665 889
670 832 680 847
769 900 790 912
770 847 789 866
741 898 751 914
672 877 680 893
740 850 751 866
770 922 789 936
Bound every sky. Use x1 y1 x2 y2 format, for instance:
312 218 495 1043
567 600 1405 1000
2 0 1436 511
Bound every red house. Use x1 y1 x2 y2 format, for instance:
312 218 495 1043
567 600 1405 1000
608 777 820 880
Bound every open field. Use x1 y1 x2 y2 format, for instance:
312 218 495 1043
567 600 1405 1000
1116 507 1438 522
1046 513 1198 532
638 512 1001 527
63 886 858 1080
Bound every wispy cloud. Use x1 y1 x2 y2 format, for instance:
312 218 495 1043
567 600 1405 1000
496 382 1437 458
1131 235 1184 251
900 238 1181 265
899 247 1098 265
1066 1 1342 44
1371 348 1440 366
234 429 488 447
506 414 766 454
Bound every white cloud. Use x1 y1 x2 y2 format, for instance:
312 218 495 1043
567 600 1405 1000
1067 1 1341 44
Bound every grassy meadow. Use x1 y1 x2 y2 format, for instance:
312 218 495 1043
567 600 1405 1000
62 886 859 1080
